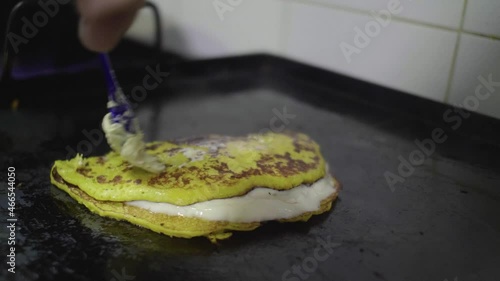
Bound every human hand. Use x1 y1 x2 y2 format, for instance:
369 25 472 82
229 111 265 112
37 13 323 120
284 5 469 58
77 0 145 52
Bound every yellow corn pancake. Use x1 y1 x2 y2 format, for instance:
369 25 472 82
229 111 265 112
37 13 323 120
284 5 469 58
50 132 340 241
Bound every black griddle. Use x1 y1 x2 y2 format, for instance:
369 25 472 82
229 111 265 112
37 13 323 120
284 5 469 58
1 49 500 281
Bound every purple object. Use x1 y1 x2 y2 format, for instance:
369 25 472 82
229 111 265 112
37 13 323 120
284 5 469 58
98 53 136 133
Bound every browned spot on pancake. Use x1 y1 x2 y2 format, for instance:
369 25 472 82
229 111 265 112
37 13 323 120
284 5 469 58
148 171 168 185
163 147 182 156
256 155 276 175
146 143 161 150
76 168 92 178
211 162 232 175
276 153 320 176
97 175 107 183
122 165 133 173
111 176 122 184
52 168 78 188
230 168 261 179
293 138 316 153
52 168 64 184
230 152 319 179
96 157 106 165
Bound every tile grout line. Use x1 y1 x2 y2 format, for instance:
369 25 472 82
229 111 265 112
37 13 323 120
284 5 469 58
443 0 468 104
461 30 500 41
289 0 459 31
288 0 500 40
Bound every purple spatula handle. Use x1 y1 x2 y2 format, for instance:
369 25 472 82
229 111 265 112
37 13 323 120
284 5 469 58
98 53 118 102
98 53 136 133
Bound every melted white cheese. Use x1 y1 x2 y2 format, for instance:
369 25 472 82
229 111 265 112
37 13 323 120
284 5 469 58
102 113 165 173
126 175 336 223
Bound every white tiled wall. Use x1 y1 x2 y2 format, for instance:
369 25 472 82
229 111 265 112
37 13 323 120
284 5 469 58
127 0 500 119
449 34 500 119
311 0 465 28
463 0 500 37
284 2 457 102
129 0 283 57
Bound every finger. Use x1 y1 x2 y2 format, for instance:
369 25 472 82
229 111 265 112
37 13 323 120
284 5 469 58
78 9 137 52
77 0 145 52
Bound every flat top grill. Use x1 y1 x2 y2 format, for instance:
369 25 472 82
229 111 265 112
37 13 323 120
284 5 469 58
1 52 500 281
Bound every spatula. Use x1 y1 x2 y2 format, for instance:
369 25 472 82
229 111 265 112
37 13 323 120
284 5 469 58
98 53 165 173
